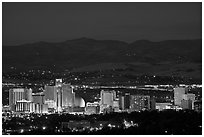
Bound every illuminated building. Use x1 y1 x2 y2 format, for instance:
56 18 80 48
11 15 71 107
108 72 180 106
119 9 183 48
44 85 57 109
55 79 63 112
181 99 192 110
45 100 56 109
62 84 75 108
44 86 57 102
45 79 77 113
15 99 31 112
119 95 125 110
113 100 119 112
100 90 115 106
85 102 100 115
74 96 85 107
100 90 116 112
25 88 32 102
182 93 195 109
32 92 44 105
155 103 172 111
130 95 150 111
42 104 48 113
174 87 187 106
9 88 32 111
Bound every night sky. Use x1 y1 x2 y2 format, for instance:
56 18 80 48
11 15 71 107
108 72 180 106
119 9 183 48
3 2 202 45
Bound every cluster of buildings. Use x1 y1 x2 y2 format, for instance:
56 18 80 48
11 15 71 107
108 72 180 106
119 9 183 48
8 79 85 114
7 79 201 115
156 87 199 111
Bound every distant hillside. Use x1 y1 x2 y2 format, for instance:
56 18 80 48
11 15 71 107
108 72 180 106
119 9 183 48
3 38 202 79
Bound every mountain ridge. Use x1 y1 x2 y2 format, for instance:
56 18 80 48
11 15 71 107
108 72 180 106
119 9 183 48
3 38 202 79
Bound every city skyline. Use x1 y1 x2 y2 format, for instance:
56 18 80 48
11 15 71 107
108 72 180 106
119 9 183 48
2 2 202 135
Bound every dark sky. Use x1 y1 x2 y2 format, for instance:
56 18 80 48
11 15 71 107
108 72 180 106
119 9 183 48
3 2 202 45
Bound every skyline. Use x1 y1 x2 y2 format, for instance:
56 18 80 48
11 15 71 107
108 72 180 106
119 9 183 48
3 2 202 45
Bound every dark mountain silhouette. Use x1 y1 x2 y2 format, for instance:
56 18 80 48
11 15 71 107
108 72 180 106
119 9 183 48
2 38 202 79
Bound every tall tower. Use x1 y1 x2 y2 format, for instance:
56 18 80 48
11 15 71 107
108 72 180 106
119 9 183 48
62 84 75 108
44 85 57 109
55 79 63 112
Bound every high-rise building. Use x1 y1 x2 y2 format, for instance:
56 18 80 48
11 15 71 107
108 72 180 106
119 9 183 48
181 99 192 110
44 85 57 109
100 90 115 106
44 86 57 101
174 87 186 106
119 95 125 110
124 93 130 109
130 95 150 111
45 79 76 112
182 93 195 109
55 79 63 112
100 90 116 113
62 84 75 108
9 88 32 111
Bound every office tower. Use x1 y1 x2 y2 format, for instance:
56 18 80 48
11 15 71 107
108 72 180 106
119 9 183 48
130 95 150 111
62 84 75 108
100 90 116 113
9 88 32 111
119 95 125 110
44 85 57 109
124 93 130 109
181 99 192 110
100 90 115 106
174 87 186 106
44 86 57 101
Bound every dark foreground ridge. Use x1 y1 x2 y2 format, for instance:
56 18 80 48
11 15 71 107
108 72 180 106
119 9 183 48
3 110 202 135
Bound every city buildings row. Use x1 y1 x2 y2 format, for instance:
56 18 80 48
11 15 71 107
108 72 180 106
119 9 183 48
6 79 201 115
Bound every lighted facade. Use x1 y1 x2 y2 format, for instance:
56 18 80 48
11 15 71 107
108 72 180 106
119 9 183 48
183 93 195 109
174 87 186 106
62 84 75 108
181 99 192 110
9 88 33 111
130 95 150 111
